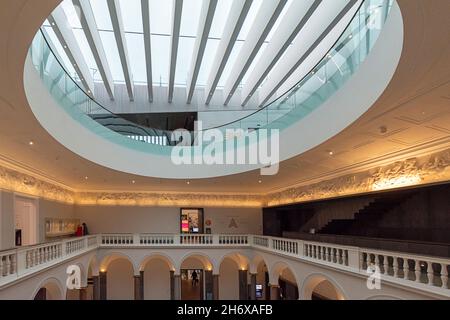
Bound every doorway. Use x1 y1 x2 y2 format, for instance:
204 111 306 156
14 196 38 246
181 269 204 300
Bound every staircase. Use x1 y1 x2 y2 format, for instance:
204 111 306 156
318 192 413 236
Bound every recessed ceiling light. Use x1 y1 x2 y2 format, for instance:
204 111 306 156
132 180 136 184
258 180 262 184
328 151 334 156
28 141 34 146
186 181 190 185
84 176 89 180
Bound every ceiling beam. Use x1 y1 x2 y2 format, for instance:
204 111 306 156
186 0 218 104
258 0 359 107
73 0 115 100
204 0 253 105
223 0 288 106
48 7 95 97
141 0 153 102
168 0 184 103
240 0 322 107
107 0 134 101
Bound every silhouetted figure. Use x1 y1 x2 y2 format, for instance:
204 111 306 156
191 270 198 286
82 223 89 236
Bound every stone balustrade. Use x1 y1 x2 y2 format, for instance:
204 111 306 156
1 233 449 296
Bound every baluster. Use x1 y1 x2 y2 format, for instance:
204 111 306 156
441 264 448 289
365 253 371 269
0 257 4 277
339 249 343 265
375 254 381 271
5 256 11 276
427 262 435 286
39 248 44 264
393 257 399 278
344 250 349 266
403 258 409 280
415 260 422 283
383 255 390 275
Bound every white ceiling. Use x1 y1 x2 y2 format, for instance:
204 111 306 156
0 0 449 195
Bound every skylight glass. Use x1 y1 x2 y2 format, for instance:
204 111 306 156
119 0 143 33
40 0 365 106
180 0 203 37
149 0 173 35
90 0 113 31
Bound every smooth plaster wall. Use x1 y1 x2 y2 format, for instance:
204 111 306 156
106 258 134 300
75 206 263 235
219 258 239 300
39 198 75 242
143 259 171 300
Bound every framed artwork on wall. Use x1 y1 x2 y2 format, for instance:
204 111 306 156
180 208 204 234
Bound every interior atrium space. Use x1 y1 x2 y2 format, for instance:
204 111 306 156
0 0 449 310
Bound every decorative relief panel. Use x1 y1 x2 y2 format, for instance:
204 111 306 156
267 148 450 207
0 149 448 208
0 164 75 204
75 192 263 208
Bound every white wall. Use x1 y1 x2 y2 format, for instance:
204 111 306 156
219 258 239 300
0 191 14 250
143 259 171 300
75 206 262 235
107 258 134 300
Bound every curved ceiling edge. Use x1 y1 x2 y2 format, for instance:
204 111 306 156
23 3 403 180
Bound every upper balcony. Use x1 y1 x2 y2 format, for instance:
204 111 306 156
1 233 448 300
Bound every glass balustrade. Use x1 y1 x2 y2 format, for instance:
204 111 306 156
29 0 394 154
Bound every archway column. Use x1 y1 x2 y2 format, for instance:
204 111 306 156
92 275 100 300
99 271 107 300
174 274 182 300
239 270 248 300
270 284 280 300
249 273 257 300
134 272 144 300
79 287 88 300
213 274 220 300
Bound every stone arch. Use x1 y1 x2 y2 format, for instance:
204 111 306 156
270 261 299 300
138 253 176 272
31 277 65 300
178 252 215 274
218 252 250 271
139 253 176 300
99 252 137 275
250 254 270 275
100 253 136 300
87 254 100 277
301 273 347 300
269 261 298 286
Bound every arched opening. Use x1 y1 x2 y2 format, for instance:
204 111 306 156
218 253 250 300
101 255 135 300
34 279 63 300
180 254 213 300
140 255 175 300
254 258 270 300
271 262 299 300
303 275 345 300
